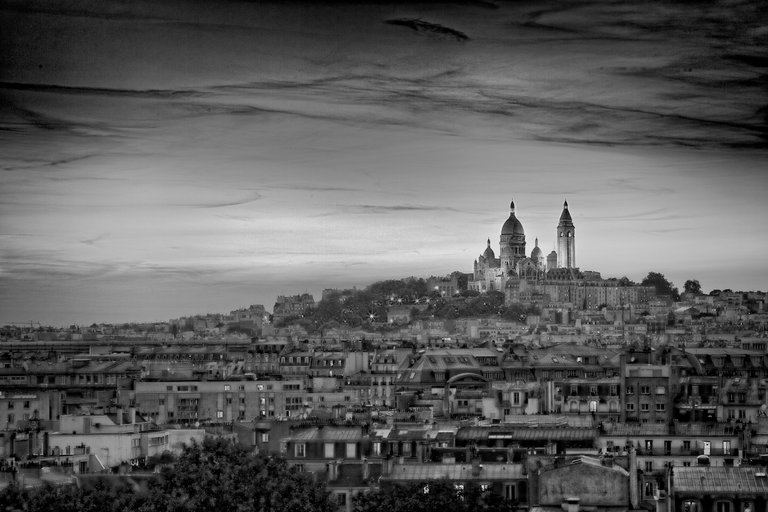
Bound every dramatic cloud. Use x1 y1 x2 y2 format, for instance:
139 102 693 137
0 0 766 324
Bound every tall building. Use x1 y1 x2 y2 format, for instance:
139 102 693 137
556 200 575 269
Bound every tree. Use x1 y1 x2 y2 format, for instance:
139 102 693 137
684 279 702 295
0 438 336 512
641 272 680 301
353 479 516 512
145 437 335 512
617 276 635 287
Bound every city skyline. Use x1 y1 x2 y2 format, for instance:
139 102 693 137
1 0 767 326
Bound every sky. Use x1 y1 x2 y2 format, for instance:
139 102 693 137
1 0 767 326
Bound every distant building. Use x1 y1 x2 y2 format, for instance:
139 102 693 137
273 294 315 323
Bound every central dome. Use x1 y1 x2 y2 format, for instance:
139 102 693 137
501 200 524 236
501 215 524 235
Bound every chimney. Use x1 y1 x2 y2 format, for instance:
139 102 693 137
362 457 369 481
116 407 123 425
629 447 639 509
129 406 136 425
562 497 580 512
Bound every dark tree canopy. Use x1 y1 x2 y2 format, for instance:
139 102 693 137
0 438 335 512
146 437 335 512
641 272 680 301
684 279 702 295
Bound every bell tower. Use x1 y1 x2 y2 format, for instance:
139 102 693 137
556 200 575 268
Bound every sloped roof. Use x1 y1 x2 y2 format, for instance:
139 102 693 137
285 426 364 442
674 466 768 494
386 462 524 481
456 426 597 442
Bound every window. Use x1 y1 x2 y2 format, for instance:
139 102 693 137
224 385 231 391
590 385 597 396
626 385 634 395
7 414 13 424
216 410 223 418
641 386 650 395
372 442 381 456
513 392 520 404
656 403 665 411
504 484 516 501
645 440 653 452
325 443 335 458
610 385 618 396
683 440 691 451
295 443 306 457
645 461 653 472
337 493 347 507
23 401 30 409
641 403 649 411
626 403 635 411
716 502 731 512
723 440 731 454
570 385 578 396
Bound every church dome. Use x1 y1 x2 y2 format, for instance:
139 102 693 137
530 237 542 258
501 200 524 236
483 238 495 259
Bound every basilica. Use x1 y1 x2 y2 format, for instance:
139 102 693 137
470 199 576 293
470 199 655 310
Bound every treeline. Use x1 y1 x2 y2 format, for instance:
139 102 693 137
0 438 516 512
274 277 539 332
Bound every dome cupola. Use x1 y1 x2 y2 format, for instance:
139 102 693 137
501 199 525 236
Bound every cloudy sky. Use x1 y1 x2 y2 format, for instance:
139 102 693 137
1 0 766 325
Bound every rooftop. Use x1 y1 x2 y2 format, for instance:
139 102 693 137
674 466 768 494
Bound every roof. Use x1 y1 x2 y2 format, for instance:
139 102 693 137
541 456 628 477
501 207 524 236
386 462 524 481
457 426 597 442
673 466 768 494
285 426 364 442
